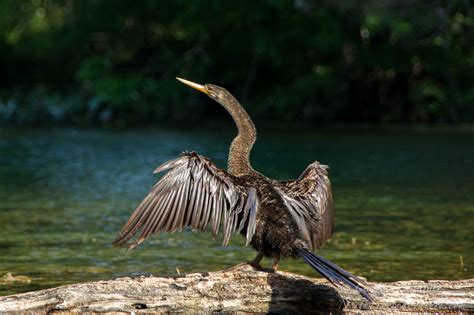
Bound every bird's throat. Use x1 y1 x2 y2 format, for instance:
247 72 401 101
220 96 256 176
228 133 255 175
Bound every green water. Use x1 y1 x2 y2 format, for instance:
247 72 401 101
0 127 473 296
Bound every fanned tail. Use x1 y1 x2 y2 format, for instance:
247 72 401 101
297 248 372 300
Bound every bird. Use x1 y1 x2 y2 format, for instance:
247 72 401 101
114 77 372 300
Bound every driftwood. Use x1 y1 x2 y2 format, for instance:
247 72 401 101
0 264 472 314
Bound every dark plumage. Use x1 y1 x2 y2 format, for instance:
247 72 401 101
114 77 372 300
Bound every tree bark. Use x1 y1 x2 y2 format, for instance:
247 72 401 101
0 264 472 314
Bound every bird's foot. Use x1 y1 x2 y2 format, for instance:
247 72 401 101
247 251 265 270
222 252 265 272
221 262 261 272
264 259 280 273
248 260 263 270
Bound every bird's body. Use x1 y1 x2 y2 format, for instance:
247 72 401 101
235 164 333 262
115 78 371 300
238 172 300 260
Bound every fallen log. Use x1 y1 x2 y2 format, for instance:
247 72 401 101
0 264 472 314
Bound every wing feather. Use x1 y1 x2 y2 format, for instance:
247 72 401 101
274 162 334 251
245 188 258 245
115 152 259 249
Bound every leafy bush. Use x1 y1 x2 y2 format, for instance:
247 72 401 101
0 1 472 126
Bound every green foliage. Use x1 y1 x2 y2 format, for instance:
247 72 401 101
0 0 472 126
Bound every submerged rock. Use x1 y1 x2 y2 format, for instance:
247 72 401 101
1 273 31 284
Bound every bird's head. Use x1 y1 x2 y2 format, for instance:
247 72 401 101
176 77 228 103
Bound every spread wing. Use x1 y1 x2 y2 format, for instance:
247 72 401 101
273 162 334 252
114 152 258 249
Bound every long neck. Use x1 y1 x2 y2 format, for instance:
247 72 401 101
218 93 257 176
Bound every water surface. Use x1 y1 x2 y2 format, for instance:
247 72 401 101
0 127 472 296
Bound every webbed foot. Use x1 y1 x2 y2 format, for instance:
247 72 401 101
221 252 265 272
264 258 280 273
249 251 265 270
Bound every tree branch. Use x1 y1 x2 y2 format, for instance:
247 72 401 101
0 264 472 314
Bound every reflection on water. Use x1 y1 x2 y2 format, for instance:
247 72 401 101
0 127 472 295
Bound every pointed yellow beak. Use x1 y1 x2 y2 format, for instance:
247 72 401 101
176 77 208 95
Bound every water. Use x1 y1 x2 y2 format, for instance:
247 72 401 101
0 127 472 296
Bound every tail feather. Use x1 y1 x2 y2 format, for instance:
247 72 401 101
297 248 372 300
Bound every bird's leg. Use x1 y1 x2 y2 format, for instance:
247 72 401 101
270 258 280 272
222 252 265 272
248 251 265 269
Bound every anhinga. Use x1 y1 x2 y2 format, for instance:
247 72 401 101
115 77 372 300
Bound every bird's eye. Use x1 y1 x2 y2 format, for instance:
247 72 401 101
206 87 217 97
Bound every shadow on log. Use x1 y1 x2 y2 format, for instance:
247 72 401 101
0 264 472 314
